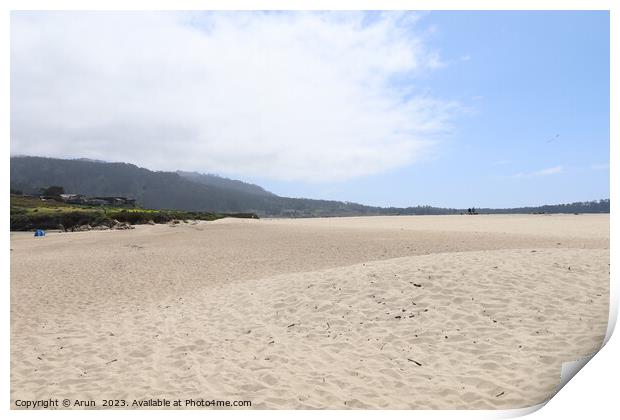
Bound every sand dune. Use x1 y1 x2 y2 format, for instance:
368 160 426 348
10 215 609 409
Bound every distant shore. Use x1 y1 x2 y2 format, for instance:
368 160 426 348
10 210 609 233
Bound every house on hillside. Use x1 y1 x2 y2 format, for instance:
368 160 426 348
58 194 136 207
59 194 87 204
88 197 137 207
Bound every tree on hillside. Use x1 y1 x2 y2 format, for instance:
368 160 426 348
40 186 65 196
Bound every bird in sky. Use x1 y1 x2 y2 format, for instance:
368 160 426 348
546 134 560 143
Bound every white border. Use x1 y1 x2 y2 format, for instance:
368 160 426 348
2 1 616 419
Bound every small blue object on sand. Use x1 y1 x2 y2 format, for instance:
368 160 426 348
34 229 45 237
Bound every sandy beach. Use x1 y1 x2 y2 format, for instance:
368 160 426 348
10 214 609 409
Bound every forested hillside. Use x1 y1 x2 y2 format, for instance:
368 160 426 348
10 156 609 216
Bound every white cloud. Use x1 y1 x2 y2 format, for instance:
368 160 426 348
11 11 457 182
590 163 609 171
512 166 563 178
534 166 563 176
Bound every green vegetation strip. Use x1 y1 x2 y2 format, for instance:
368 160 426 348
10 196 257 231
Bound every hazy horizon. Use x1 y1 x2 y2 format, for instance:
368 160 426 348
11 11 609 208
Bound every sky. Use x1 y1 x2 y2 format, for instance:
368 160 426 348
10 11 609 208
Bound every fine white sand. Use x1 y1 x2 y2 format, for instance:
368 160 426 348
10 214 609 409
